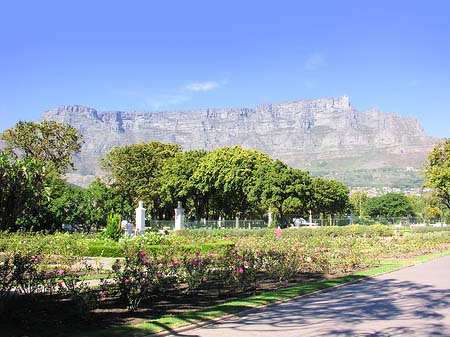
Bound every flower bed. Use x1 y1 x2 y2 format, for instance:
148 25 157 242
1 225 450 337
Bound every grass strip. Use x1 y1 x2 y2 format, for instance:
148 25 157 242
77 249 450 337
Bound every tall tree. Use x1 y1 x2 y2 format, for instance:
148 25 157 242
364 193 414 218
0 153 46 230
249 160 313 225
423 139 450 210
312 178 350 224
101 142 182 218
1 120 83 174
349 190 369 216
160 150 208 219
192 146 271 218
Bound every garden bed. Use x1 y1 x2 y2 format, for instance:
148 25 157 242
2 226 450 337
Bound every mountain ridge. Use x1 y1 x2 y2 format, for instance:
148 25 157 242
40 96 437 187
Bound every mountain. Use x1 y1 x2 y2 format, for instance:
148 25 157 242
41 96 437 188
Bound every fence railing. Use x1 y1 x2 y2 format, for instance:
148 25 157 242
143 217 447 231
145 219 267 230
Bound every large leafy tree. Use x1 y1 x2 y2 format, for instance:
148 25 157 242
249 160 313 224
160 150 208 219
1 120 83 174
349 190 369 216
48 179 130 232
364 193 414 218
0 153 46 230
312 178 350 222
408 193 442 223
423 139 450 210
101 142 182 218
192 146 271 218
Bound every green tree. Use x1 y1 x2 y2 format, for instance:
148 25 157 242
0 152 46 231
47 179 130 232
349 190 369 216
100 213 122 241
312 178 350 225
1 120 83 174
101 142 182 218
192 146 271 219
423 139 450 210
249 160 313 225
364 193 414 218
160 150 208 219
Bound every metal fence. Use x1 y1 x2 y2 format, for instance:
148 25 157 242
144 216 447 231
145 219 267 230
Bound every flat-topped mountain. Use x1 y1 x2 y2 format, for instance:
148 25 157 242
41 96 437 187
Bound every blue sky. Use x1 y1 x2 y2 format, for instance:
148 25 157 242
1 0 449 137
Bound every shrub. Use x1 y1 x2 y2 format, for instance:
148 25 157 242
100 213 122 241
110 250 157 311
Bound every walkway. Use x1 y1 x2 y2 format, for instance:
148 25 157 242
170 254 450 336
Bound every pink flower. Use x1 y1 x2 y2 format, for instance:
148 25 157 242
244 261 250 267
124 279 130 284
157 263 164 268
57 269 65 276
139 250 147 258
172 260 179 266
235 267 244 274
31 255 41 262
57 281 63 287
195 251 200 256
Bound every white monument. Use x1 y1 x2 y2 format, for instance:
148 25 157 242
135 201 146 234
174 201 185 231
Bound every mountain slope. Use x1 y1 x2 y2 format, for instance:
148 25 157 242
41 96 437 187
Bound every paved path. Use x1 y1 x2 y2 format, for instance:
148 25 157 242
170 255 450 337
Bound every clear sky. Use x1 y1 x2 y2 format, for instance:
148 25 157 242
1 0 449 137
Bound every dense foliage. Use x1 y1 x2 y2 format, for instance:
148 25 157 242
364 193 414 218
1 120 82 174
1 226 450 318
101 143 350 224
0 153 46 230
424 139 450 210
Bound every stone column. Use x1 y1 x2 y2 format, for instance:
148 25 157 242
174 201 185 231
268 210 273 226
218 216 222 228
235 216 239 229
309 210 312 225
135 201 146 234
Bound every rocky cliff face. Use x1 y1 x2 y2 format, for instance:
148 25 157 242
41 96 437 187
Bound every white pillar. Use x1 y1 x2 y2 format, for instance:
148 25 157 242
309 210 312 225
174 201 185 230
218 216 222 228
235 216 239 229
135 201 146 234
268 210 273 226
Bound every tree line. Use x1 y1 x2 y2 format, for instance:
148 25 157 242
1 120 450 231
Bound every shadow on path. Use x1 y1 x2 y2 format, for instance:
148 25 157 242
179 276 450 336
